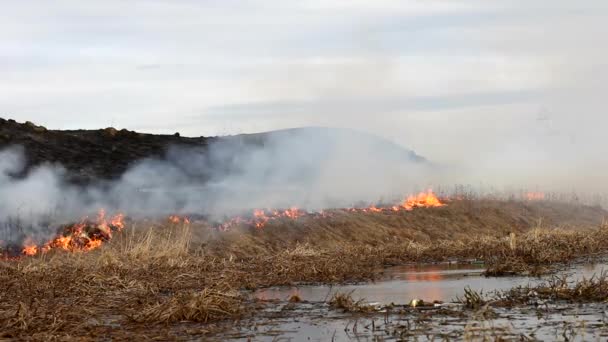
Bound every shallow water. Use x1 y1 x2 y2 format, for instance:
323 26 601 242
254 262 608 304
221 301 608 341
213 262 608 341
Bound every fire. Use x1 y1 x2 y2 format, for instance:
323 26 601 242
368 206 383 213
20 237 38 256
525 192 545 201
215 207 308 230
18 209 125 257
168 215 190 225
12 190 446 257
215 190 445 230
85 239 104 251
347 190 444 214
46 235 74 251
252 207 305 228
111 213 126 229
253 209 270 228
22 244 38 256
399 190 445 211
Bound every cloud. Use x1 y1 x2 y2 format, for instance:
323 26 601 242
0 0 607 190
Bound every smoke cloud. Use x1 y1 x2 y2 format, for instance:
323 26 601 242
2 1 608 242
0 127 431 242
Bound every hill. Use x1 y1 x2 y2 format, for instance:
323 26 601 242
0 118 425 184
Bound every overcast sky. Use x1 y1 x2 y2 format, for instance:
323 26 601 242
2 0 607 173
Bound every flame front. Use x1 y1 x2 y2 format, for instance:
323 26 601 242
525 192 545 201
13 191 446 257
400 190 445 211
22 244 38 256
168 215 190 225
20 210 125 256
216 190 445 230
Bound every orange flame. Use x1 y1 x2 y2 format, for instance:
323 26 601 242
14 190 447 255
215 190 445 230
22 243 38 256
19 209 125 257
85 239 103 251
525 192 545 201
399 190 445 211
168 215 190 225
111 213 126 230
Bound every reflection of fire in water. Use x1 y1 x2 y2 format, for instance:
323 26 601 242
256 287 302 302
20 209 125 256
404 269 444 282
402 267 446 301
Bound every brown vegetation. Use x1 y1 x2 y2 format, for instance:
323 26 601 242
329 291 376 313
497 272 608 304
0 199 607 339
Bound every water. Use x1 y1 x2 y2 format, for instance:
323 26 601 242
220 303 608 341
216 262 608 341
255 262 608 305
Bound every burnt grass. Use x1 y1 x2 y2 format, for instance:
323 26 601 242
2 118 422 185
0 118 211 183
0 199 608 339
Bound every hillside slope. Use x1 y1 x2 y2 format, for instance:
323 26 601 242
0 118 425 184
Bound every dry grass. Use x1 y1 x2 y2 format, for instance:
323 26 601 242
0 199 606 339
329 291 376 313
497 271 608 304
0 224 233 340
483 226 608 276
458 286 487 310
132 287 243 323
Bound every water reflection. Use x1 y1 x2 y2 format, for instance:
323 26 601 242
254 262 608 304
255 263 488 304
256 287 302 302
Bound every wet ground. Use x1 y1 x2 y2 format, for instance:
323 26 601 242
217 301 608 341
208 262 608 341
254 262 607 304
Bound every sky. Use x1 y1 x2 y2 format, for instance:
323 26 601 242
2 0 607 177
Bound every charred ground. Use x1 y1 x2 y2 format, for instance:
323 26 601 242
0 118 212 183
0 118 426 185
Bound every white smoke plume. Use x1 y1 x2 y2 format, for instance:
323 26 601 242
0 127 431 242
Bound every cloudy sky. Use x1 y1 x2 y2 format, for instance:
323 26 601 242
2 0 607 174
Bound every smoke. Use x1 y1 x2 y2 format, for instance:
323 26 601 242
2 0 608 243
0 127 431 242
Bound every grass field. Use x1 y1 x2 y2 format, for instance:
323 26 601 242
1 199 607 340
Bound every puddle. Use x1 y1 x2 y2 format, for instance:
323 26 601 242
218 301 608 341
210 262 608 341
254 262 608 304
